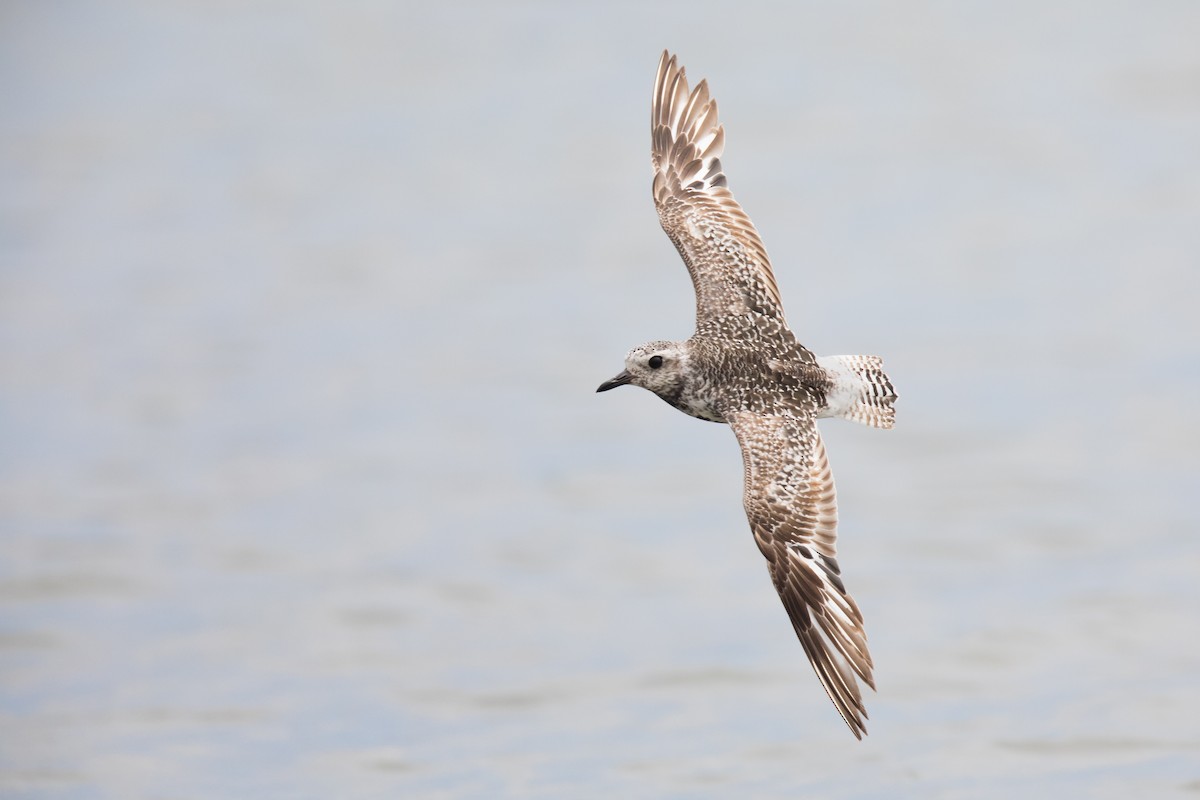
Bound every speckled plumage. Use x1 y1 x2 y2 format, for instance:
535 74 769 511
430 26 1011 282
597 51 898 739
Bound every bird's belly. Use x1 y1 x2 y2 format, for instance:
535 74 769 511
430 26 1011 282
666 393 726 423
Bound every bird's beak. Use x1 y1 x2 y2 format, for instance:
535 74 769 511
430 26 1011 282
596 369 633 392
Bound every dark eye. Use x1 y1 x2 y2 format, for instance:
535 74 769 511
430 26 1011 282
648 355 663 369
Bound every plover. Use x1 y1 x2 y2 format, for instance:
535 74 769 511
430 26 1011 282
597 51 897 739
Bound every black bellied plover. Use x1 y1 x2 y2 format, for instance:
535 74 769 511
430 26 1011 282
597 51 897 739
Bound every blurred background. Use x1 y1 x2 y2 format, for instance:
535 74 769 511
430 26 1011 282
2 2 1198 797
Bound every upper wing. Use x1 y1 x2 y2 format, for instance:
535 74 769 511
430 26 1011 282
652 51 786 326
726 410 875 739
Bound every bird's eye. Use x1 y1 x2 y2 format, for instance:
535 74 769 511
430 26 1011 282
648 355 664 369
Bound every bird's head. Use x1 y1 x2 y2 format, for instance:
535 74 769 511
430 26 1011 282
596 340 689 397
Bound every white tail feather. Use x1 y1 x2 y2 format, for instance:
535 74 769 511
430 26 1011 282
815 355 897 429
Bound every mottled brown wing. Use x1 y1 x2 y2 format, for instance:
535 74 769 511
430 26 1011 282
726 410 875 739
652 51 786 327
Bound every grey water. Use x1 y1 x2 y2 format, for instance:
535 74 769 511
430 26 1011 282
2 2 1198 797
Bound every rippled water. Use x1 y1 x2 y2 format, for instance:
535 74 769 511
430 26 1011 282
2 3 1199 797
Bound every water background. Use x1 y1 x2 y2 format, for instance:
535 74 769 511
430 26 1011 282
2 3 1198 797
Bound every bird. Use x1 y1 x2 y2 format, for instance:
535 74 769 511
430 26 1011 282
596 51 897 739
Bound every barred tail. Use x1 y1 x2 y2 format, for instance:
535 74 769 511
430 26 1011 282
816 355 897 430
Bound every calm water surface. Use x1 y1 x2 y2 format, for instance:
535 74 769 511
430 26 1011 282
2 3 1198 798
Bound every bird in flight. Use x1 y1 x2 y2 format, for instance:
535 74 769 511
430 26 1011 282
597 51 897 739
